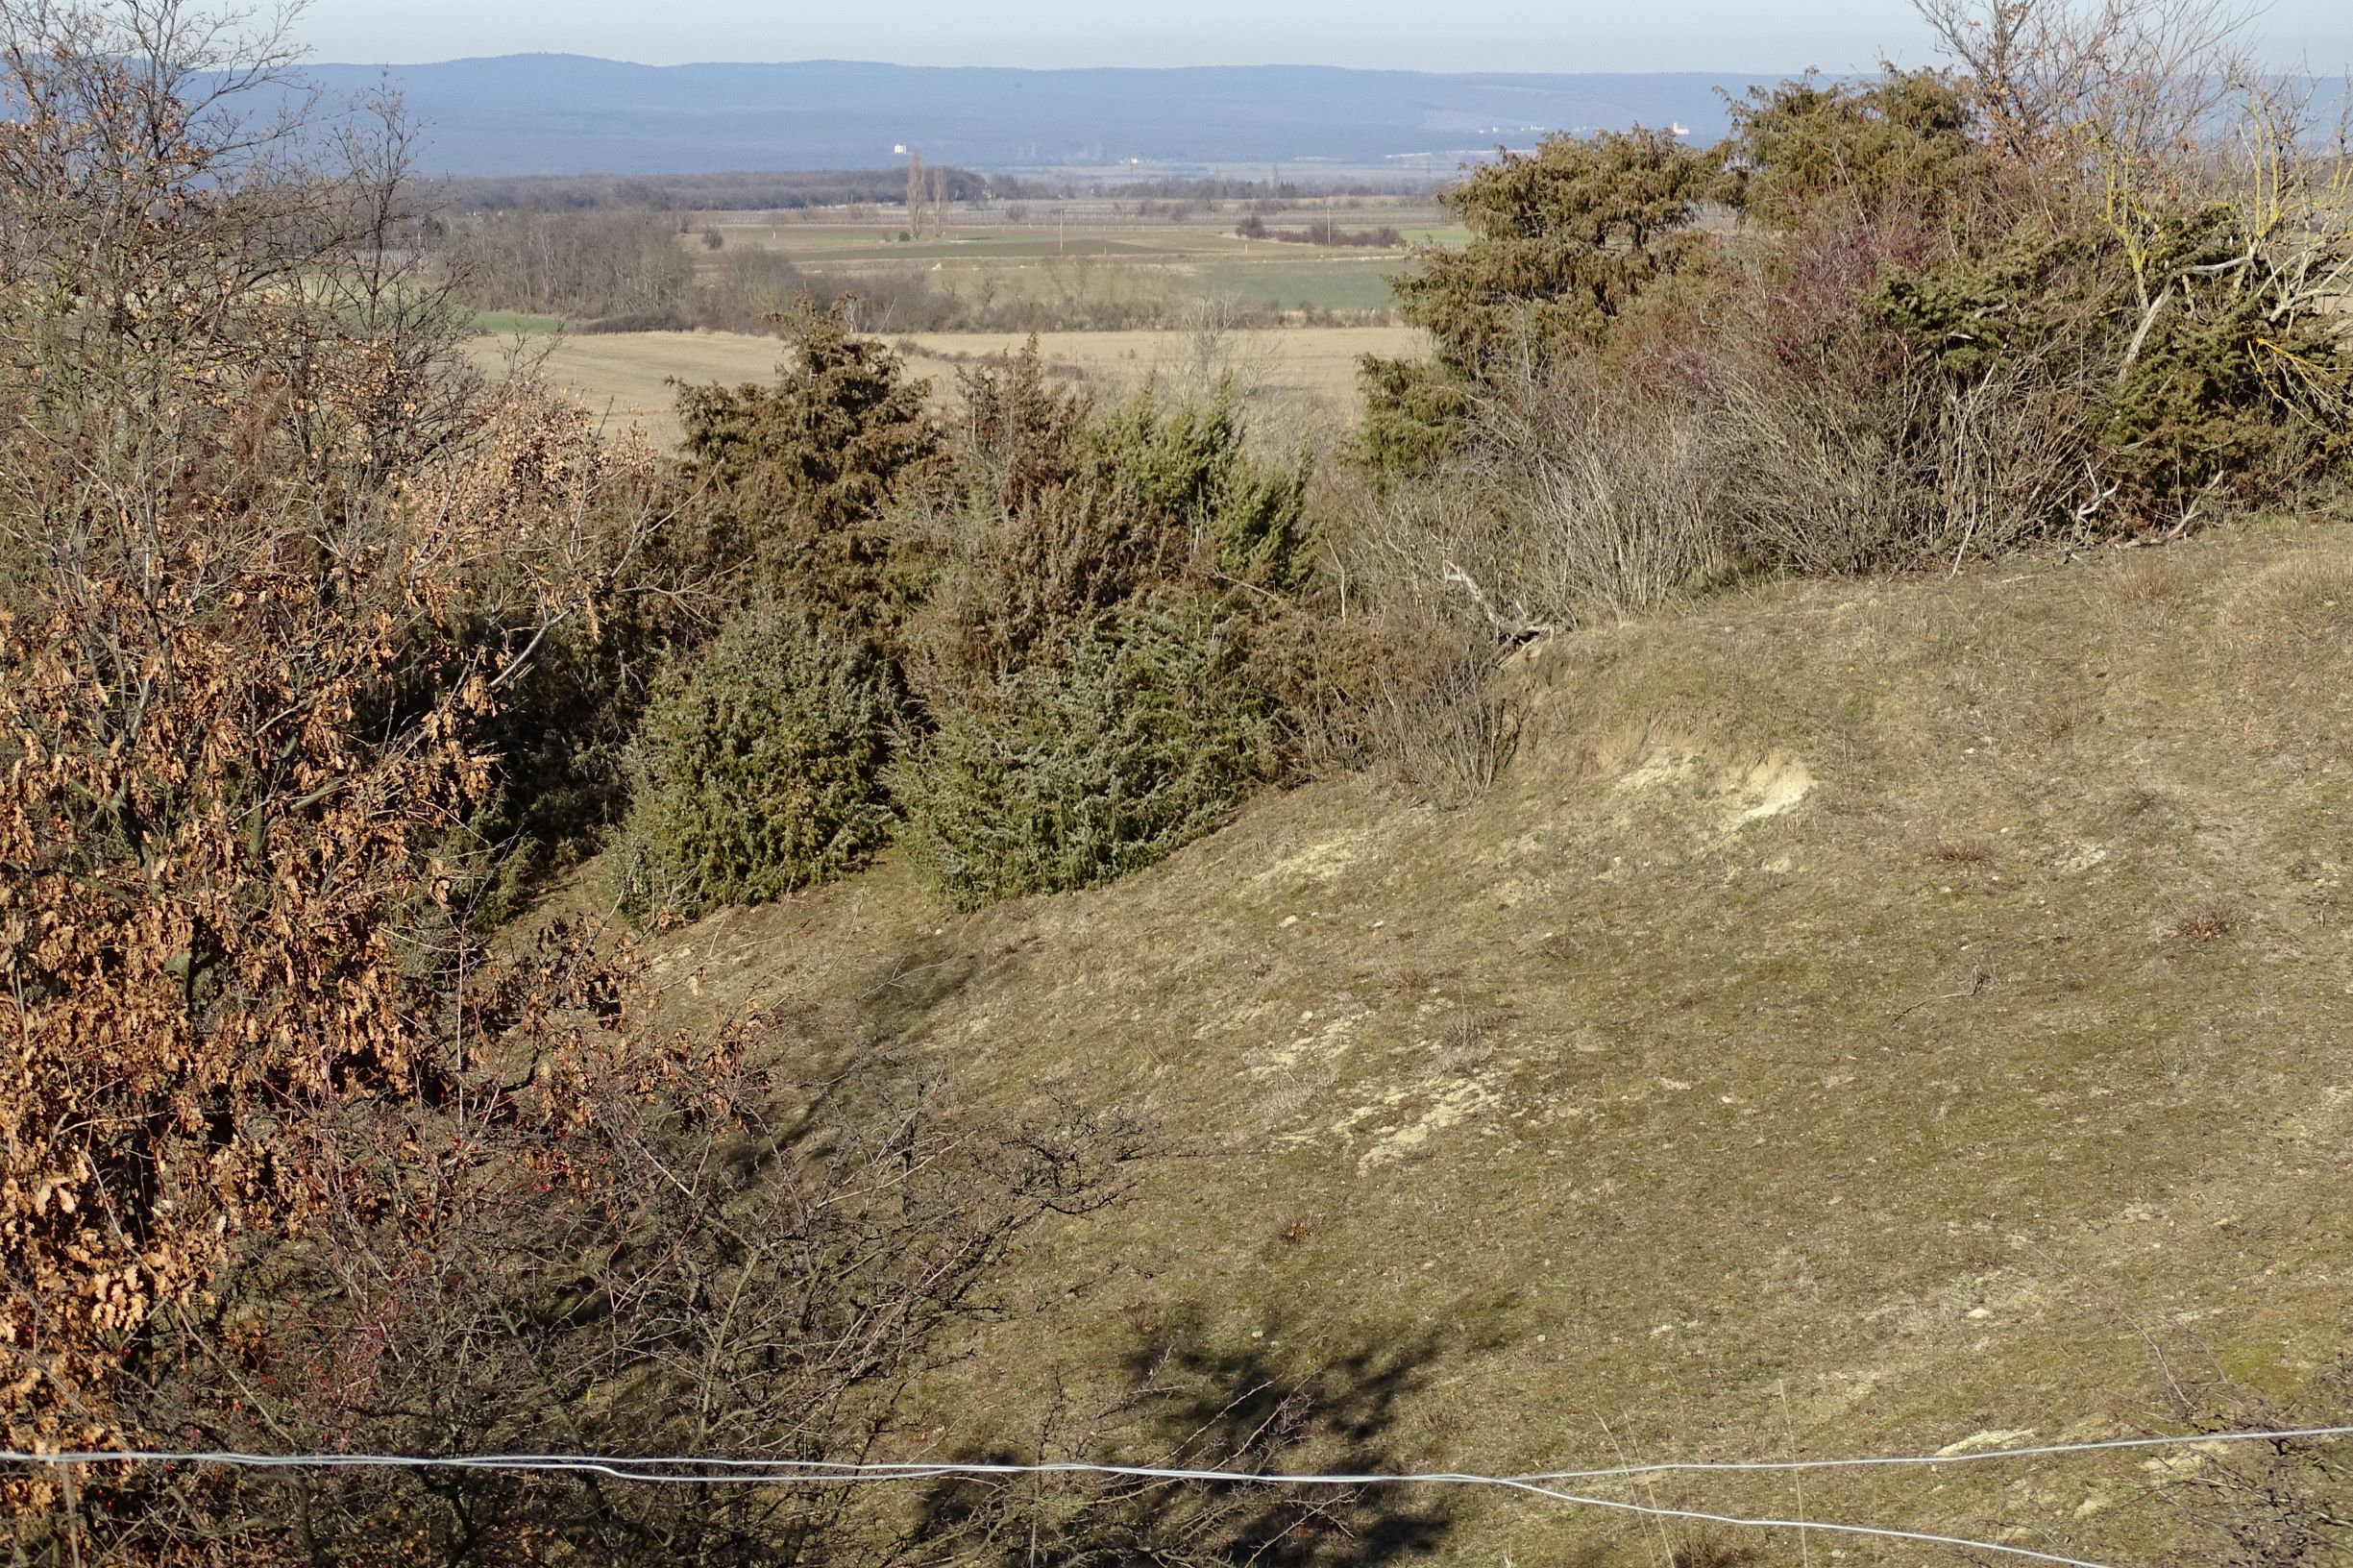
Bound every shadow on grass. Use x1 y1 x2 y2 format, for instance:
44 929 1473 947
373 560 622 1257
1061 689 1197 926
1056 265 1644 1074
767 933 993 1062
911 1313 1458 1567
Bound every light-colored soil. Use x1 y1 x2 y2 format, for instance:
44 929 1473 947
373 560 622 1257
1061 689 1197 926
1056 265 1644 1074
469 325 1423 446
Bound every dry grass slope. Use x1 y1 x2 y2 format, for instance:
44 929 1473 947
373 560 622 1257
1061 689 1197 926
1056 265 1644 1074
639 517 2353 1565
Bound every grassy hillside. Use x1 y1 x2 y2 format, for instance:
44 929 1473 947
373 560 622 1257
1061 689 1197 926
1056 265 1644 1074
640 517 2353 1565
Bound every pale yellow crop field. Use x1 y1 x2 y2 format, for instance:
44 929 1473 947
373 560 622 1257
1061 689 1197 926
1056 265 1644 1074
467 324 1423 447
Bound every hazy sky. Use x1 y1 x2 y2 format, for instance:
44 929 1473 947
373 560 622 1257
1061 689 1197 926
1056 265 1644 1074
294 0 2352 75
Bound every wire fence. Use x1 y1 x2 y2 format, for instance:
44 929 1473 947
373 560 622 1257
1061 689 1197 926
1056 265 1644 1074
10 1422 2350 1567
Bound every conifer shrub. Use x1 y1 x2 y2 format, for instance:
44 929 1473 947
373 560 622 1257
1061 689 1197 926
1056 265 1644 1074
674 298 946 646
612 606 901 921
1202 429 1314 593
1715 67 1990 230
910 365 1314 697
1390 126 1709 376
893 605 1276 909
911 448 1192 691
1087 390 1309 587
1356 127 1709 476
1353 354 1472 477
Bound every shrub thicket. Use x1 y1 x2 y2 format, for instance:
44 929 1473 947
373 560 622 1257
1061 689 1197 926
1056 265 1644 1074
677 299 947 644
880 351 1321 907
1354 53 2353 613
696 245 811 331
1330 33 2353 800
1876 213 2353 513
446 207 697 320
416 398 687 923
893 606 1276 908
909 346 1313 695
654 334 1327 914
612 607 902 921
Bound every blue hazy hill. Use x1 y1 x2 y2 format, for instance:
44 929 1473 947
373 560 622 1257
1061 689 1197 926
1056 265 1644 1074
302 56 1783 176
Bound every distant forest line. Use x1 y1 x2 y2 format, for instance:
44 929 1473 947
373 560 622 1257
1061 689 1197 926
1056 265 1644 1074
433 166 1447 213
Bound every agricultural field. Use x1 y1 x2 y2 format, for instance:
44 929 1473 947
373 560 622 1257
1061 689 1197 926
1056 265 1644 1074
686 201 1449 317
475 323 1427 446
458 201 1453 433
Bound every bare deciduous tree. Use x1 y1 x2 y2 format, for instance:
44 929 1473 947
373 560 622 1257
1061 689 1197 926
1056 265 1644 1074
1910 0 2256 168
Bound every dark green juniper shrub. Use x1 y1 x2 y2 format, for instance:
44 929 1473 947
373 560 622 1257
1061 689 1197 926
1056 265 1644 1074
1390 126 1710 377
913 466 1190 692
910 352 1313 698
1875 212 2353 518
675 297 947 647
640 337 1326 924
1715 66 1991 231
1350 353 1471 478
1087 389 1313 591
892 604 1278 909
612 605 902 922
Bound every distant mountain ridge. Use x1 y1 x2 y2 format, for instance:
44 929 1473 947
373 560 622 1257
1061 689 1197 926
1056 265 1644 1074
300 56 1785 177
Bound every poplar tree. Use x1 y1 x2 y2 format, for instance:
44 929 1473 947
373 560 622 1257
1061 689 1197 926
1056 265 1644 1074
905 147 928 235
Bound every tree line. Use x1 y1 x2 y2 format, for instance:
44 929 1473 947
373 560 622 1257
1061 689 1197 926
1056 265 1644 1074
436 164 993 213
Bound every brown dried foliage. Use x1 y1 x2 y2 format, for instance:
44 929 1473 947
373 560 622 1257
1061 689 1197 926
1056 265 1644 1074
0 0 652 1520
0 364 652 1497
